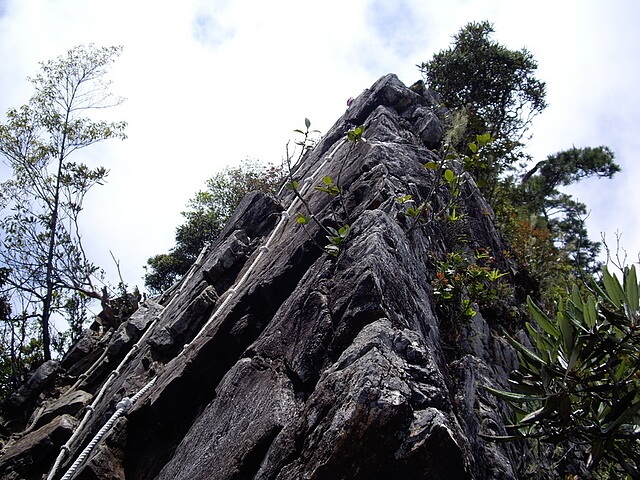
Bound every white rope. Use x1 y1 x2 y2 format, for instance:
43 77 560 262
46 310 163 480
277 136 346 197
184 137 347 351
58 377 157 480
178 241 211 292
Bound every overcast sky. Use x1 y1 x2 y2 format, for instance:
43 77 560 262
1 0 639 295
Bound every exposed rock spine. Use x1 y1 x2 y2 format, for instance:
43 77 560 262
2 74 531 480
45 129 351 480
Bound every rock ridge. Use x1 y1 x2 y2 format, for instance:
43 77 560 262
0 73 528 479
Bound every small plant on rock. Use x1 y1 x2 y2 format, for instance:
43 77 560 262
285 119 364 257
399 133 493 232
431 248 509 322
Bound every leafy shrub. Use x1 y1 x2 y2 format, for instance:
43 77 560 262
432 249 510 322
485 265 640 478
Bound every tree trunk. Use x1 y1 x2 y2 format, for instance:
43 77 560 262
40 127 68 361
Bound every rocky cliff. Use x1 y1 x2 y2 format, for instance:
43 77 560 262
0 74 529 479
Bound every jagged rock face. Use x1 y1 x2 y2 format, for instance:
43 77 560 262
0 74 526 479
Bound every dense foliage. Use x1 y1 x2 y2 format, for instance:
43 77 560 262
420 20 547 197
420 20 546 144
516 146 618 274
486 266 640 478
420 21 631 478
144 159 283 294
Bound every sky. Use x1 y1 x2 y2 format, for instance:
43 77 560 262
0 0 639 296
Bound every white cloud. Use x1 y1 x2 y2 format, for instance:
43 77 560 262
0 0 638 294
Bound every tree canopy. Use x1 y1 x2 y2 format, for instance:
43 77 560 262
420 20 547 147
419 21 548 197
417 21 633 477
144 160 283 294
514 146 619 274
0 45 126 373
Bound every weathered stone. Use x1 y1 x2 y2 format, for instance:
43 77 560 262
1 360 60 431
411 106 446 148
63 331 113 378
147 326 175 353
106 324 134 357
26 389 92 432
0 414 76 480
201 230 251 288
61 336 94 369
125 300 164 337
72 417 128 480
0 74 540 480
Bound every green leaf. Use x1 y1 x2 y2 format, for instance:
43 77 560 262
508 377 545 396
478 433 523 442
585 295 598 330
566 342 581 374
504 332 547 369
476 132 492 146
406 205 424 218
527 296 560 337
602 266 625 308
304 118 311 129
570 284 583 311
624 265 639 311
482 385 545 403
347 125 366 143
520 395 563 424
424 161 438 170
468 142 478 154
444 169 455 183
296 214 310 225
488 269 507 281
322 175 333 186
315 184 340 195
557 310 574 353
448 207 463 221
525 322 554 359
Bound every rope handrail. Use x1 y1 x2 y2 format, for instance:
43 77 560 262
45 307 164 480
58 377 157 480
183 137 347 351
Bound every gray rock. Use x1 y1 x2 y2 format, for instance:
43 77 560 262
126 300 164 337
0 74 537 480
1 360 60 430
26 389 92 432
0 414 76 480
